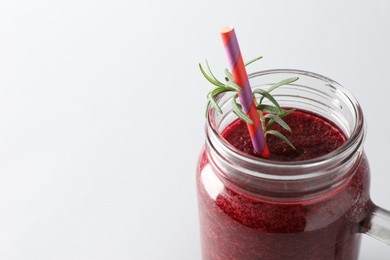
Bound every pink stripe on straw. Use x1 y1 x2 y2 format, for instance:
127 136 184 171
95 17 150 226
220 26 270 158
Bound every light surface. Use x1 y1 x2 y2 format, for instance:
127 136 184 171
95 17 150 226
0 0 390 259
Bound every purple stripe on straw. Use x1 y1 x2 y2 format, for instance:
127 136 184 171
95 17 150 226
239 80 254 114
252 123 266 152
224 32 241 71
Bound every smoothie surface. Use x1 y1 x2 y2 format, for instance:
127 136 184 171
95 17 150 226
222 110 347 161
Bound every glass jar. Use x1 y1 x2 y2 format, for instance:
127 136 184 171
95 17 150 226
196 69 390 260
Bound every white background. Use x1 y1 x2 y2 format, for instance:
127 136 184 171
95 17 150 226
1 0 390 259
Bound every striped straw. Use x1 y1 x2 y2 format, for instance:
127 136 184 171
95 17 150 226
220 26 270 158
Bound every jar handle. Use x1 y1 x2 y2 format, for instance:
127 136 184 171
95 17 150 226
361 202 390 244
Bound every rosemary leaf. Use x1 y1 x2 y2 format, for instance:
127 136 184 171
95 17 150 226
224 68 234 82
205 60 226 87
259 77 299 104
279 109 295 118
268 77 299 93
226 81 242 92
232 95 254 124
211 86 230 97
199 62 225 88
253 88 283 113
266 130 295 149
256 104 280 114
264 114 291 132
207 91 223 114
244 56 263 67
205 101 211 118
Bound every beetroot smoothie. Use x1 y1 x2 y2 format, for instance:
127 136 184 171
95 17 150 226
197 110 371 260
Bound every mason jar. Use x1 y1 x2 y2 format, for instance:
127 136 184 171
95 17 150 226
196 69 390 260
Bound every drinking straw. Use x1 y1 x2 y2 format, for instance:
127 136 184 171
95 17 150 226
220 26 270 158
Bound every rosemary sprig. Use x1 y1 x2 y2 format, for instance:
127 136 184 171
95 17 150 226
199 57 299 149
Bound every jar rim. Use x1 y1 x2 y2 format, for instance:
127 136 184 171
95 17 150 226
206 69 365 181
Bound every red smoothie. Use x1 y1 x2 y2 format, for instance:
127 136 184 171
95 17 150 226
222 110 347 161
197 110 371 260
